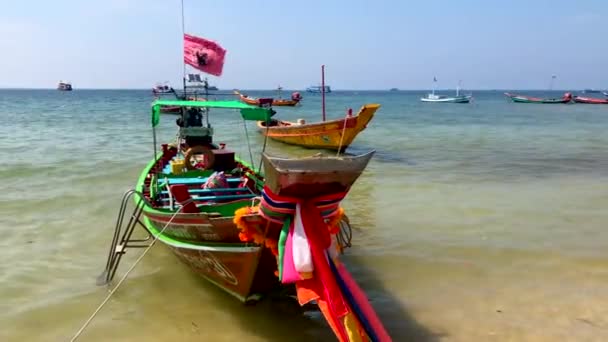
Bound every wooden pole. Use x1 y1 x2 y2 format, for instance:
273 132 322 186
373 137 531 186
321 65 326 121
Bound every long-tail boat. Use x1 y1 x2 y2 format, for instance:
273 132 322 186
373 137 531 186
573 96 608 104
100 99 390 341
257 104 380 151
256 65 378 152
504 92 572 103
234 90 302 107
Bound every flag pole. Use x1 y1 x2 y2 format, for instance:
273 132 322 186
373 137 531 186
181 0 186 94
321 65 326 121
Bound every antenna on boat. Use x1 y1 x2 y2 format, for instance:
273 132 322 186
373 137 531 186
549 74 557 91
432 76 437 96
457 80 461 96
322 65 326 121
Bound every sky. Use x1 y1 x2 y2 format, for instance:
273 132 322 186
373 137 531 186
1 0 607 90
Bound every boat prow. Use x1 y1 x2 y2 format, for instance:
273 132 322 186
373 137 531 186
261 151 375 197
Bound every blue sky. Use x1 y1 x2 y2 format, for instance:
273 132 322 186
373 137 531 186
1 0 606 90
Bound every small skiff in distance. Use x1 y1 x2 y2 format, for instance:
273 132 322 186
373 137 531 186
234 90 302 107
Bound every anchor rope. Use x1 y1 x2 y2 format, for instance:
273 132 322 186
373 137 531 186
70 192 194 342
336 111 350 156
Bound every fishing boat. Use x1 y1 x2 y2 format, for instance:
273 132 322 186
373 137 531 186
573 96 608 104
152 82 175 95
57 81 72 91
257 65 378 151
420 78 472 103
234 90 302 106
504 92 572 103
603 92 608 97
99 99 390 341
306 85 331 93
257 104 379 151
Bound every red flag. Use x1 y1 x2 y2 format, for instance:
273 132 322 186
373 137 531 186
183 34 226 77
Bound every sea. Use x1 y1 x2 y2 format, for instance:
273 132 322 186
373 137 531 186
1 89 607 341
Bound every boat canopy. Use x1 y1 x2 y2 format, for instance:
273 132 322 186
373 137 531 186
151 99 273 127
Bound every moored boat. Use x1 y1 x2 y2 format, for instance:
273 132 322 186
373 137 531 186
573 96 608 104
234 90 302 106
504 92 572 103
57 81 72 91
420 78 472 103
306 85 331 93
99 99 390 341
420 93 471 103
256 104 380 151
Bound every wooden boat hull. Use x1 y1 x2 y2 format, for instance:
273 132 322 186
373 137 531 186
573 96 608 104
256 104 379 151
142 215 279 301
505 92 572 103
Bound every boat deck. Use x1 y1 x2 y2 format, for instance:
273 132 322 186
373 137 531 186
152 153 259 211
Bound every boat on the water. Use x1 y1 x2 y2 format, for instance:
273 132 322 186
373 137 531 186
420 78 472 103
234 90 302 106
306 85 331 93
573 96 608 104
99 99 390 341
152 82 175 95
57 81 72 91
257 65 377 151
504 92 572 103
257 104 380 151
420 93 471 103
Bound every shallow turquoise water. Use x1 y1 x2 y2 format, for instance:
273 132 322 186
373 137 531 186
1 89 607 341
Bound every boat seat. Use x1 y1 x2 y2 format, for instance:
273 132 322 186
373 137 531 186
158 177 242 185
158 187 252 195
159 193 256 203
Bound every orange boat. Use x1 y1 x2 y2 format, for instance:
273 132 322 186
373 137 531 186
234 90 302 107
256 104 380 151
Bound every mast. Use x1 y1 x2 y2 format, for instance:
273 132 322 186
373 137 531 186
181 0 187 95
322 65 326 121
549 75 557 91
432 76 437 95
457 80 461 96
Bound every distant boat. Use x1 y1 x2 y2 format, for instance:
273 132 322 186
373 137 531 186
504 92 572 104
57 81 72 91
306 85 331 93
389 88 399 91
582 89 601 93
573 96 608 104
152 82 175 95
603 92 608 97
420 78 472 103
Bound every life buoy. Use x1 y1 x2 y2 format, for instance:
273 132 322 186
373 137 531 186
184 145 215 171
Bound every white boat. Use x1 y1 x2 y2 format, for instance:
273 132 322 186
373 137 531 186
420 78 472 103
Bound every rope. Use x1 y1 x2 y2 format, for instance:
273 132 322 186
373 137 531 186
242 119 255 169
70 194 194 342
257 124 270 174
336 112 350 156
